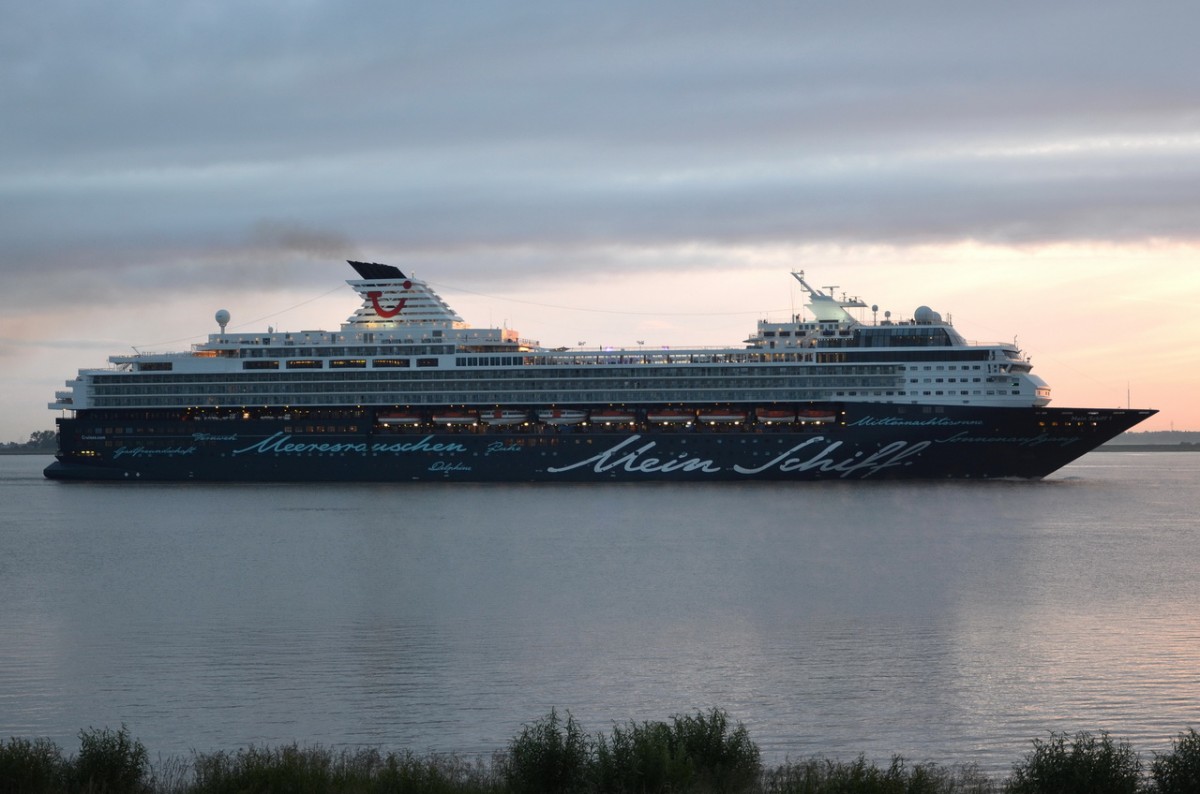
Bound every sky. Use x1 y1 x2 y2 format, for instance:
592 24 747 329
4 0 1200 441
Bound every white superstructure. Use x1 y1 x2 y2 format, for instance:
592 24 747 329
50 263 1051 414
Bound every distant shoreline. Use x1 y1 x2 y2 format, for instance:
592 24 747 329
1099 444 1200 452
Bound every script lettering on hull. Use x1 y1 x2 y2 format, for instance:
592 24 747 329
731 438 931 477
933 430 1080 448
848 415 985 427
546 436 722 475
232 431 467 457
547 435 930 479
430 461 472 473
113 445 197 459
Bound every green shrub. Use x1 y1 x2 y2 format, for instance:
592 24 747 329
762 755 995 794
192 744 335 793
505 709 593 793
74 724 150 793
594 708 760 793
670 708 760 792
595 718 691 792
190 744 501 794
0 736 67 794
1150 728 1200 794
371 749 503 794
1005 731 1140 794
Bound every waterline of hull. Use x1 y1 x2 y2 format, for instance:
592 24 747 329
46 405 1155 483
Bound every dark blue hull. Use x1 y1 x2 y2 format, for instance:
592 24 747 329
44 404 1155 482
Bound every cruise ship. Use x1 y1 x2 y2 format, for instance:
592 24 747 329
44 261 1155 481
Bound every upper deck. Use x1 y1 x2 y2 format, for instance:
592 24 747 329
50 264 1051 411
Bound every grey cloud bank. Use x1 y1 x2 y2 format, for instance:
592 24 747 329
3 0 1200 309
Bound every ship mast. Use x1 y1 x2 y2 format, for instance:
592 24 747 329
791 270 867 323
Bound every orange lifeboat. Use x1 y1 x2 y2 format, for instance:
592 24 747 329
590 409 637 425
432 411 478 426
378 411 423 426
797 408 838 423
537 408 588 425
646 409 695 424
481 409 528 426
697 409 746 424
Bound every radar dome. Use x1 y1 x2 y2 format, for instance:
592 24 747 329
914 306 942 324
215 309 230 331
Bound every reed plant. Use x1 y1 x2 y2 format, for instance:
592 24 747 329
1004 731 1140 794
505 708 592 793
761 755 994 793
74 724 151 793
0 736 66 794
0 725 152 793
1149 728 1200 794
192 745 502 793
593 708 760 793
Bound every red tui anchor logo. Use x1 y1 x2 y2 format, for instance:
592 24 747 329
367 281 413 317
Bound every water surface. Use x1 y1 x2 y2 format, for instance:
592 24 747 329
1 452 1197 773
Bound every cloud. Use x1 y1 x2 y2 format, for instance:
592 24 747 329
3 1 1200 436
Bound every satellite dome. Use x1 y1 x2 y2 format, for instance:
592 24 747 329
215 309 230 331
914 306 940 324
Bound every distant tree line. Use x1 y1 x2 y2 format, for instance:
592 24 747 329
0 430 56 452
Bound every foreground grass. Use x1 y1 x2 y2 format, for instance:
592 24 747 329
3 713 1200 793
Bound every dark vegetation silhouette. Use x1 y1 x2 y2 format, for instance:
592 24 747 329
5 718 1200 793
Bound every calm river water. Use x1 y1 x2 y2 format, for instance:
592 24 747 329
1 452 1197 774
